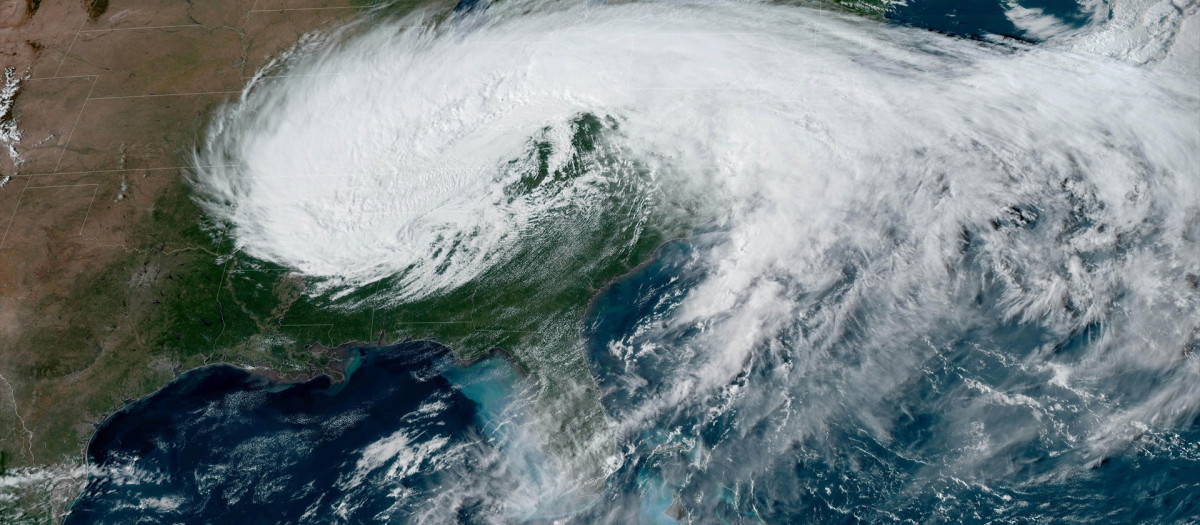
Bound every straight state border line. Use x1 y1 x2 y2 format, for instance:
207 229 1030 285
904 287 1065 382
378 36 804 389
0 76 97 250
0 183 100 250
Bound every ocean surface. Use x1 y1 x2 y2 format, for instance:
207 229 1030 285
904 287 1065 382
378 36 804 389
66 344 531 523
887 0 1089 41
66 242 1200 522
580 240 1200 522
67 0 1200 522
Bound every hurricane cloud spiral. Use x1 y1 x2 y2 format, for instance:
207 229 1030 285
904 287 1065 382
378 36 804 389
191 0 1200 520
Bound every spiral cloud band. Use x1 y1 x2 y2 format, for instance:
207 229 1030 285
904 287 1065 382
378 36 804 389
190 0 1200 520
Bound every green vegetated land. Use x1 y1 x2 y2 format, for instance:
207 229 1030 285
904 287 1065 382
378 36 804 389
200 112 687 460
158 112 684 474
833 0 890 17
2 0 893 521
780 0 892 17
0 111 678 524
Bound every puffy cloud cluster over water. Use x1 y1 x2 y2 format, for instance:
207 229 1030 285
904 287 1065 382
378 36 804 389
192 0 1200 520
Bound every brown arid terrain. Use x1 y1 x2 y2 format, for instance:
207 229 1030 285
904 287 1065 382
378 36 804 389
0 0 384 520
1 1 639 519
3 0 878 520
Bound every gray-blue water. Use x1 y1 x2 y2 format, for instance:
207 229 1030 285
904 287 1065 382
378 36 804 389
65 239 1200 523
64 1 1200 523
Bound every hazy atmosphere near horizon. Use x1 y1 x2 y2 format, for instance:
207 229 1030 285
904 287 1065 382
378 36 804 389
1 0 1198 522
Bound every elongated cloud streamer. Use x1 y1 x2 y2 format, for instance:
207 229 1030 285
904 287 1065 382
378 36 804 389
191 0 1200 520
194 0 1197 299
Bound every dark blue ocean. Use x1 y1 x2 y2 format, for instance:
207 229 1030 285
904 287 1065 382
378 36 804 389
65 343 532 524
63 1 1200 523
579 241 1200 522
886 0 1089 41
65 240 1200 523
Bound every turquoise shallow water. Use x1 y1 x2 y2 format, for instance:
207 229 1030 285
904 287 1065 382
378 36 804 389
64 0 1200 522
66 343 528 523
65 237 1200 523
